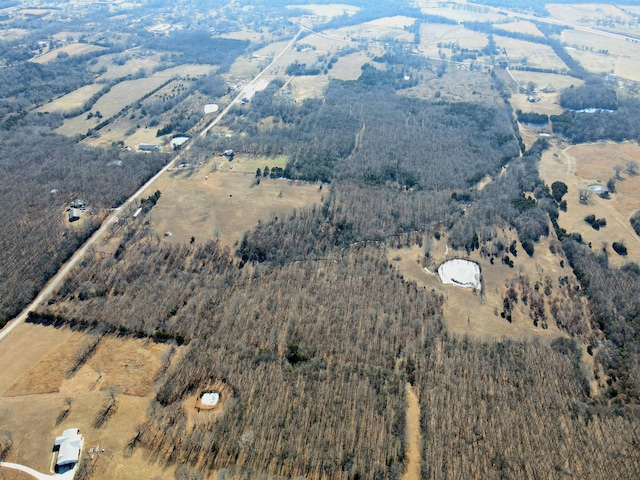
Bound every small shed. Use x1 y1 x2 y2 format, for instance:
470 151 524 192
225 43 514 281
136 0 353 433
139 143 161 152
73 199 85 209
69 208 81 222
54 428 83 468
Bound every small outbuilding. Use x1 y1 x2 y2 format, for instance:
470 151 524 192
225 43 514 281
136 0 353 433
54 428 83 469
69 208 81 222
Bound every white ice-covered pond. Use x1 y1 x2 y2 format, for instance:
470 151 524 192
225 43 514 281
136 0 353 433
200 392 220 406
438 259 481 291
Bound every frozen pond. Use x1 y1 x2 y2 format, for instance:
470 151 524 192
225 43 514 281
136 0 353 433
200 392 220 406
170 136 189 147
438 259 481 291
588 184 607 194
204 103 219 114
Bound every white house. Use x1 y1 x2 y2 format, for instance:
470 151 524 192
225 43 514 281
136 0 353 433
54 428 83 468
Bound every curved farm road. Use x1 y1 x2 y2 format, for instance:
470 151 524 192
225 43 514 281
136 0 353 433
402 384 422 480
0 30 302 345
0 461 75 480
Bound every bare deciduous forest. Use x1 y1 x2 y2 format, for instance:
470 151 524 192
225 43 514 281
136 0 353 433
2 0 640 478
0 129 168 325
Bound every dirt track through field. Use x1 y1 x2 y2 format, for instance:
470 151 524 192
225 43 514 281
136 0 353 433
402 383 422 480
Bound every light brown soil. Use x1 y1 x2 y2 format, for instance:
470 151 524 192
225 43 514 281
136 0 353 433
402 383 421 480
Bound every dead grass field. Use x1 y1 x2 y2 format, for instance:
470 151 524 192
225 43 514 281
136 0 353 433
56 76 171 137
89 53 164 82
509 71 583 118
142 155 323 247
416 2 504 23
567 48 617 74
401 68 501 105
387 236 568 343
0 468 35 480
495 35 568 71
0 323 175 479
31 43 105 64
0 28 29 41
561 29 640 81
402 384 421 480
420 24 488 58
286 3 360 19
496 21 544 37
539 140 640 266
546 3 634 26
36 84 105 114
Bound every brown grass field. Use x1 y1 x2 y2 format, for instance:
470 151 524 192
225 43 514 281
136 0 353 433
496 21 545 37
287 3 360 19
420 24 488 58
509 71 584 119
31 43 105 64
141 154 324 247
56 65 216 141
539 140 640 267
546 3 634 26
561 29 640 81
0 323 175 479
0 28 29 41
88 53 164 82
415 2 504 23
36 84 105 114
495 36 568 71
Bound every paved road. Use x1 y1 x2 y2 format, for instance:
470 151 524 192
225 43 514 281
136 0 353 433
0 30 301 345
200 28 301 138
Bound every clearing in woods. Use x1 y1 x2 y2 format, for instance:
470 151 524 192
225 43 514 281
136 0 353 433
402 384 421 480
143 154 324 247
387 238 569 342
539 141 640 265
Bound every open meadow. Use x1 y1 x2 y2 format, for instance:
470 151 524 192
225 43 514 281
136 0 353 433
0 322 176 479
142 154 324 247
539 141 640 266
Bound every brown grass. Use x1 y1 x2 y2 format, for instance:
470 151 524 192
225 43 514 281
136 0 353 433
402 383 421 480
143 155 324 247
31 43 105 64
36 84 105 114
539 141 640 266
0 322 175 478
495 36 568 71
546 3 633 26
497 21 544 37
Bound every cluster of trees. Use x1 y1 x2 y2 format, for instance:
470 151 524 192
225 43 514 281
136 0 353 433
562 239 640 401
631 210 640 236
414 337 640 478
39 233 445 478
551 96 640 143
0 128 168 325
559 82 618 111
516 110 548 125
